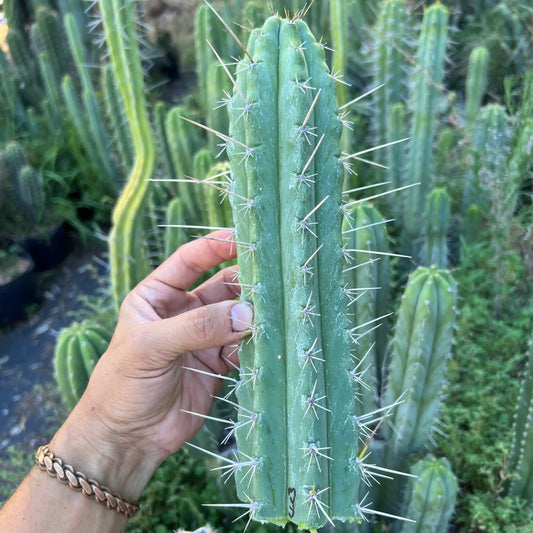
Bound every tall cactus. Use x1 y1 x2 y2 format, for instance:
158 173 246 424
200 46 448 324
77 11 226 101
399 455 458 533
225 14 359 529
402 3 449 251
101 0 156 310
54 321 113 409
508 338 533 502
421 187 450 269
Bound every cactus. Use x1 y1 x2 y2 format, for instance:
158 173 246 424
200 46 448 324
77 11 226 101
54 321 113 409
399 455 458 533
101 0 156 310
205 160 233 231
343 202 391 414
223 14 361 529
465 46 489 125
508 339 533 502
421 187 450 269
330 0 349 107
166 105 201 218
64 13 117 191
165 197 188 259
383 266 457 458
402 3 449 251
17 165 45 225
372 0 410 152
103 63 135 171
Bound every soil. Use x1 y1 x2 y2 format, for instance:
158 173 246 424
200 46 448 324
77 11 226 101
0 235 108 462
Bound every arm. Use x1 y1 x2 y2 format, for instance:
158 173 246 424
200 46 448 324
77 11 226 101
0 230 253 532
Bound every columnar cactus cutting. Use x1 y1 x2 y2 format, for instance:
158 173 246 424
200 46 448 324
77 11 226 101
54 321 113 410
225 14 360 530
399 455 458 533
508 339 533 502
465 46 489 125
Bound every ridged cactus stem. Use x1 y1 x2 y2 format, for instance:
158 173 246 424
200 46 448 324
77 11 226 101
330 0 348 107
508 339 533 502
343 203 391 414
227 16 358 529
421 187 450 268
383 266 457 457
101 0 156 310
402 3 449 250
399 455 458 533
465 46 489 125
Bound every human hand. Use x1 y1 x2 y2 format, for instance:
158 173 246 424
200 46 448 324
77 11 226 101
50 230 253 500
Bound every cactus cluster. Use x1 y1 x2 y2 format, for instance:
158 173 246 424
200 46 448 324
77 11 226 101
54 321 113 409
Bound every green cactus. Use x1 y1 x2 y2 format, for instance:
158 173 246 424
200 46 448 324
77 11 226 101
103 63 135 171
165 197 188 259
383 266 457 457
372 0 410 152
399 455 458 533
402 3 449 251
205 160 233 231
465 46 489 125
166 105 201 217
421 187 450 269
54 321 113 410
224 15 361 529
330 0 349 107
101 0 156 311
343 202 391 414
64 13 117 191
508 339 533 502
16 165 45 224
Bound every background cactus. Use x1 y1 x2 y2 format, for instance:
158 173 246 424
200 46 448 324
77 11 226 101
402 3 449 252
54 321 113 409
508 338 533 503
100 0 156 310
421 187 451 269
399 455 458 533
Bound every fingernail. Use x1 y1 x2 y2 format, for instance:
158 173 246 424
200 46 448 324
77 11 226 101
231 302 254 332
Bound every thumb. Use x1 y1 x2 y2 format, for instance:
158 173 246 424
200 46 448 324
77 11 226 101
141 301 254 364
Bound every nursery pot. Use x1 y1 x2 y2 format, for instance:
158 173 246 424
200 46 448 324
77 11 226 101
22 222 70 272
0 253 39 327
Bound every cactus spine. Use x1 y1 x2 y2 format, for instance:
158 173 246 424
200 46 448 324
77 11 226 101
402 3 449 250
421 187 450 269
508 339 533 502
227 15 358 529
101 0 156 310
54 321 112 409
399 455 458 533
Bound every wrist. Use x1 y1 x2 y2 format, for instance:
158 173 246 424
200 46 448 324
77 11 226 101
50 403 159 502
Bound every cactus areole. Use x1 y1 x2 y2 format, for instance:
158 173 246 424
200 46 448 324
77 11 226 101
226 15 361 530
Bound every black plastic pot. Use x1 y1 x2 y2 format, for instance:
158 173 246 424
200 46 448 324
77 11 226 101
0 253 39 327
22 222 70 272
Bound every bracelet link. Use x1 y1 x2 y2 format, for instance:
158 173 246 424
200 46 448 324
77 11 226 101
35 445 140 518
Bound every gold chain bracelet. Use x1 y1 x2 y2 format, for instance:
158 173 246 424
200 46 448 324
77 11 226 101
35 445 140 518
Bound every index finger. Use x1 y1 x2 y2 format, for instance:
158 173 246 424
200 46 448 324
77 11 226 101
149 230 236 292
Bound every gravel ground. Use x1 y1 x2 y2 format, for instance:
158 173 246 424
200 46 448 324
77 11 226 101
0 237 108 461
